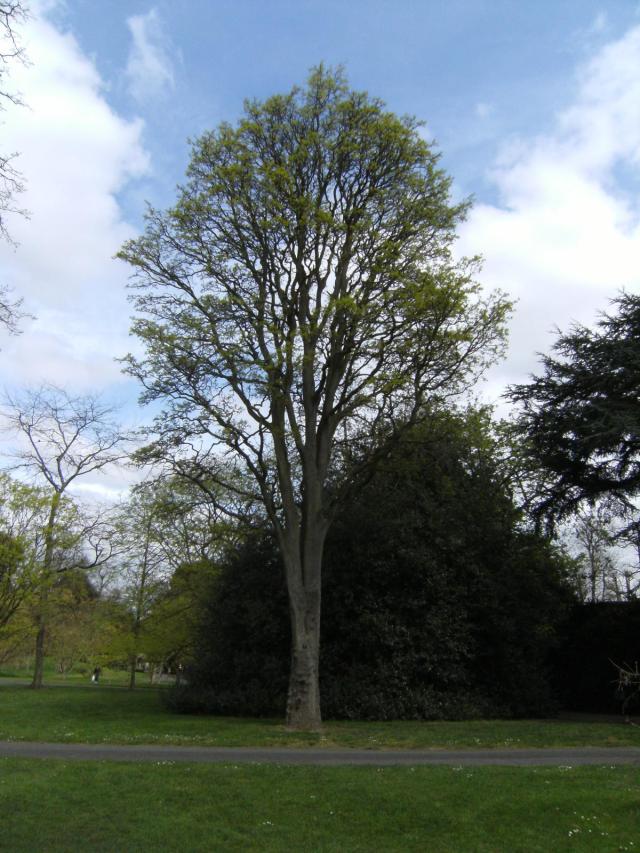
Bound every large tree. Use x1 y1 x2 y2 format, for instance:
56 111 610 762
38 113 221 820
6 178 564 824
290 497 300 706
508 292 640 531
119 67 511 728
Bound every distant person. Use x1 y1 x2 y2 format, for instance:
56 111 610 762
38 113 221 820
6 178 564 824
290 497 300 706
91 666 101 684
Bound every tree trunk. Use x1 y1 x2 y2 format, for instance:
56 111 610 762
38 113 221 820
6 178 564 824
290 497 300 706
283 524 325 730
30 619 46 689
286 591 322 729
128 655 137 690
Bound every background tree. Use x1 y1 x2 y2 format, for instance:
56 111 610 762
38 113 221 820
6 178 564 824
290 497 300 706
568 505 618 603
616 527 640 601
46 568 99 676
134 561 217 682
508 292 640 532
111 488 171 688
122 477 231 678
120 67 510 728
2 385 129 686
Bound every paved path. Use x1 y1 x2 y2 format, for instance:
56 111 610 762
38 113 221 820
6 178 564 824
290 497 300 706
1 741 639 765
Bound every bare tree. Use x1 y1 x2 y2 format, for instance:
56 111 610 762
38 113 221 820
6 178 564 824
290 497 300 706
0 1 29 333
0 2 27 230
563 505 640 603
613 522 640 601
571 506 617 602
2 385 131 686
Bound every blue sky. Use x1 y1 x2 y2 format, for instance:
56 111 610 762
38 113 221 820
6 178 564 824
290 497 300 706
0 0 639 497
44 0 639 210
53 1 638 200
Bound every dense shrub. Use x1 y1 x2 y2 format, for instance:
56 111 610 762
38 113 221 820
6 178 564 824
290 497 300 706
169 413 575 720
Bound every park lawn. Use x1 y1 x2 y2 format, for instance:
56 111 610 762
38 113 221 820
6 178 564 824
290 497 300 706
1 684 639 749
0 759 638 852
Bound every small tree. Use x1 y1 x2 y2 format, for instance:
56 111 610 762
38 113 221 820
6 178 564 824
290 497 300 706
141 559 217 679
2 385 130 687
120 67 511 728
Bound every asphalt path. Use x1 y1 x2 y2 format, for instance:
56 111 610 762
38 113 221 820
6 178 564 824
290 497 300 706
0 741 639 765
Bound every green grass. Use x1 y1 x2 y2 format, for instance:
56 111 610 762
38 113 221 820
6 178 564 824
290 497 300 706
1 683 639 749
0 760 638 851
1 684 638 851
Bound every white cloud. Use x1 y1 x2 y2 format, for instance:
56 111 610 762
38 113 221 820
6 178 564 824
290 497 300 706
0 8 150 390
125 8 175 102
459 25 640 407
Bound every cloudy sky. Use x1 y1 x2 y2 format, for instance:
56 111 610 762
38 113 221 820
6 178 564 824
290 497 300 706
0 0 639 493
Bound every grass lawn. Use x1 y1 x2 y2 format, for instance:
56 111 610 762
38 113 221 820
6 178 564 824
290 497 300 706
1 682 639 851
1 682 639 749
0 759 638 852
